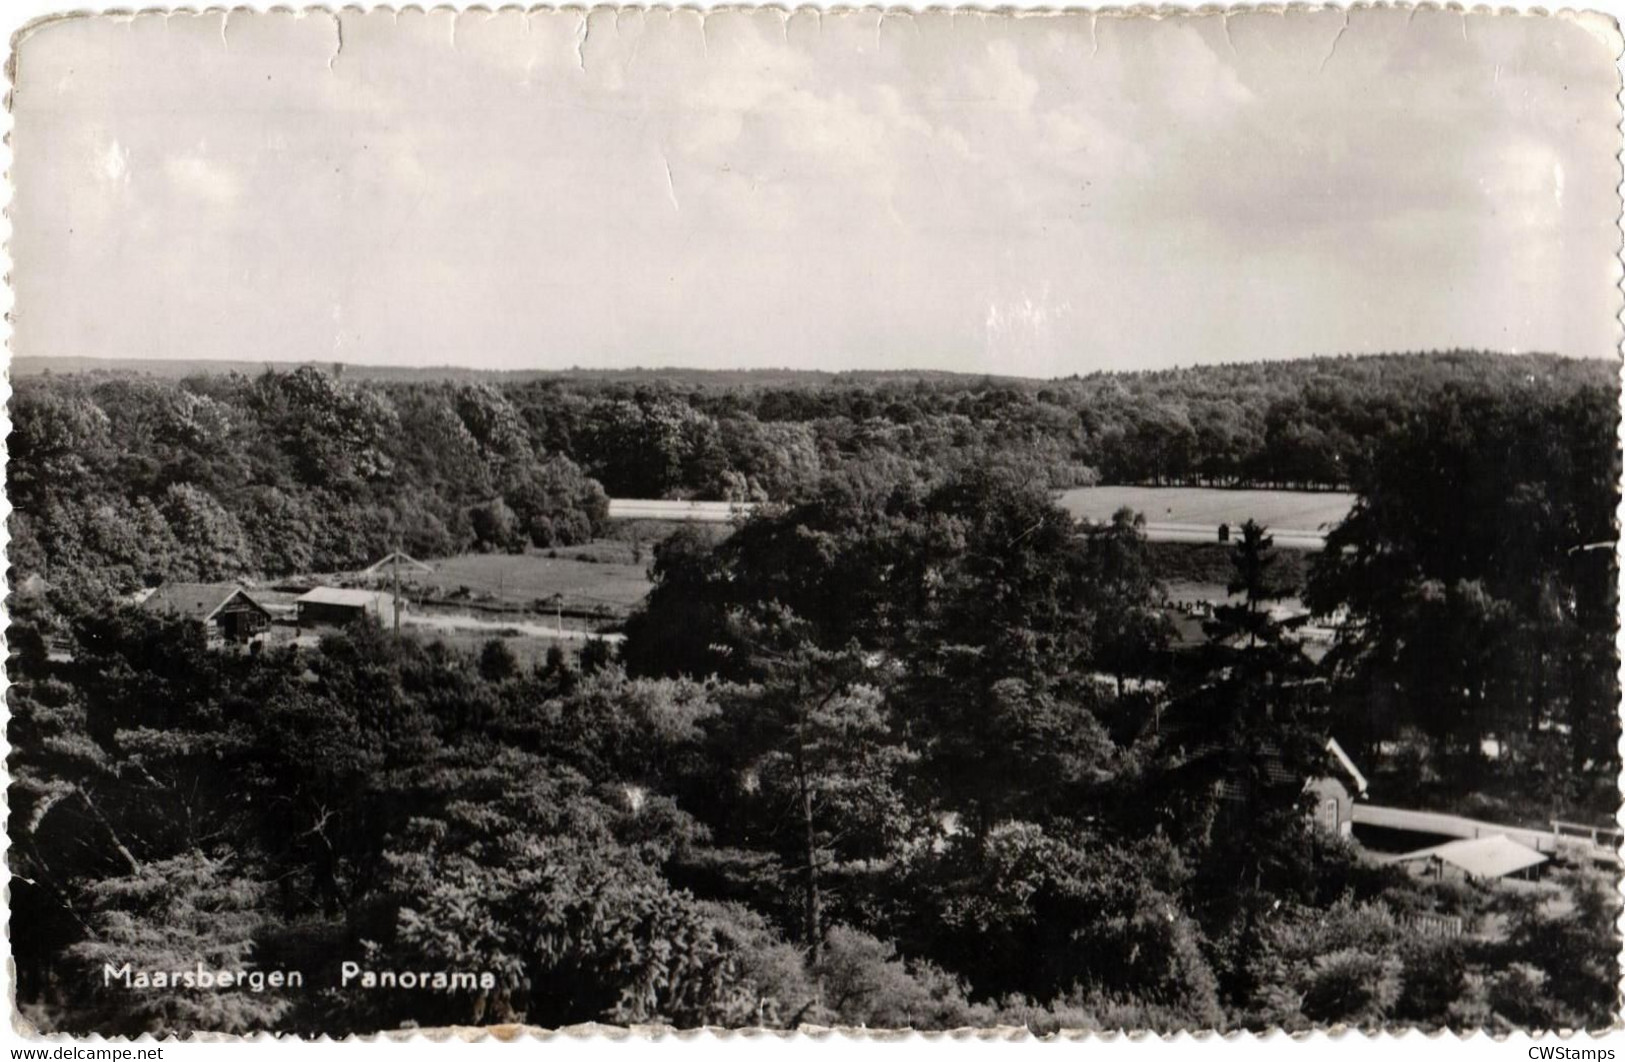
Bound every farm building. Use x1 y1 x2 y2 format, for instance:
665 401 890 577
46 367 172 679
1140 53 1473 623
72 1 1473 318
296 587 398 630
141 582 273 646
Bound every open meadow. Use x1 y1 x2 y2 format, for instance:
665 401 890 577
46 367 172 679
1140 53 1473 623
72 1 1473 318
1058 486 1357 532
409 548 655 618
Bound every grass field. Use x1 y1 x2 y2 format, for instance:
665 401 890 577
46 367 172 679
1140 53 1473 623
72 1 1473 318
1057 486 1356 532
409 550 655 616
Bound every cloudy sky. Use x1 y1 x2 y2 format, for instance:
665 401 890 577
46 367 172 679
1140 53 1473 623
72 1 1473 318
11 7 1622 376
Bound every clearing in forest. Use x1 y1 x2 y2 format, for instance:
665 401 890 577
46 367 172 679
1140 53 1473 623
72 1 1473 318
409 548 655 616
1057 486 1357 533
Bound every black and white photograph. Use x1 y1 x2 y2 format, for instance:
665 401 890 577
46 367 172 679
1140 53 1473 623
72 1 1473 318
4 5 1622 1039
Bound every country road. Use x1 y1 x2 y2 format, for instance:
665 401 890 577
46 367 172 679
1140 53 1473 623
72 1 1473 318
1139 522 1328 550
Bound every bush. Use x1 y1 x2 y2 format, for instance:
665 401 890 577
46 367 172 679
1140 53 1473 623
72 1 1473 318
478 639 519 682
1299 948 1402 1026
469 498 522 553
814 926 985 1030
1390 935 1469 1028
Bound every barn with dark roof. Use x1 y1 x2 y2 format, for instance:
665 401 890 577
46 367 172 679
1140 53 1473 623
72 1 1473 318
140 582 272 646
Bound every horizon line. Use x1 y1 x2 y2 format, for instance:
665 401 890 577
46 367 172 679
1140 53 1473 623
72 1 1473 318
8 348 1600 385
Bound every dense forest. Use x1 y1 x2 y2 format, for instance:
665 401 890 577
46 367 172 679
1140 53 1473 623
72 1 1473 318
7 350 1621 1034
11 351 1612 603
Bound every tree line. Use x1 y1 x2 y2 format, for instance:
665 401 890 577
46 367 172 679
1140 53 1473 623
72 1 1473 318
12 352 1612 607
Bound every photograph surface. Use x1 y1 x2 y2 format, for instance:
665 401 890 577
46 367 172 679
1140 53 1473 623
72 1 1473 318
5 5 1623 1038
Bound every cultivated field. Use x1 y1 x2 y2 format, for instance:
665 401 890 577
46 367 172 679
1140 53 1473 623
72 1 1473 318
1058 486 1357 533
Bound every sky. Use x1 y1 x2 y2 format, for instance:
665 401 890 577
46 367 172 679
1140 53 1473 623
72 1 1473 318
10 7 1623 377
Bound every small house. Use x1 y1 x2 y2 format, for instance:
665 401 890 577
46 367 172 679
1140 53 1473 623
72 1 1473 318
296 587 398 630
1307 775 1354 836
1307 737 1370 837
1169 725 1370 837
141 582 272 646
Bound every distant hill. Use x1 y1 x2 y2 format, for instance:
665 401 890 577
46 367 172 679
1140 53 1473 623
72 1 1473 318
11 350 1615 394
9 355 1027 389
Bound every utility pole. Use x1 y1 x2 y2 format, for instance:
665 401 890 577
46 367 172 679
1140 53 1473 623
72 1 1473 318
392 545 402 640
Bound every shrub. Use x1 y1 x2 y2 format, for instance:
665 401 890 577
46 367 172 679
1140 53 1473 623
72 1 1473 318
1299 948 1403 1026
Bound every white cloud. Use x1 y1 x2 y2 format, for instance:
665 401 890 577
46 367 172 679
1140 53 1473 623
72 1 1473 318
102 138 129 184
968 39 1040 115
164 145 240 206
984 281 1073 374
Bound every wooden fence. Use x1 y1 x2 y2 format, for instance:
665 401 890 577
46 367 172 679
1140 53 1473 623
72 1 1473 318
1405 912 1466 939
1551 820 1624 851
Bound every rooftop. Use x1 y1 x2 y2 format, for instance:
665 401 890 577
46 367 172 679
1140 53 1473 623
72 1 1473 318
140 583 265 621
1394 834 1548 879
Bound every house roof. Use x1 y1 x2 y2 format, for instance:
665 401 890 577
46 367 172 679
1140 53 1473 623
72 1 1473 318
141 583 267 622
1325 736 1369 796
297 587 390 608
1177 733 1370 807
1394 834 1548 879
